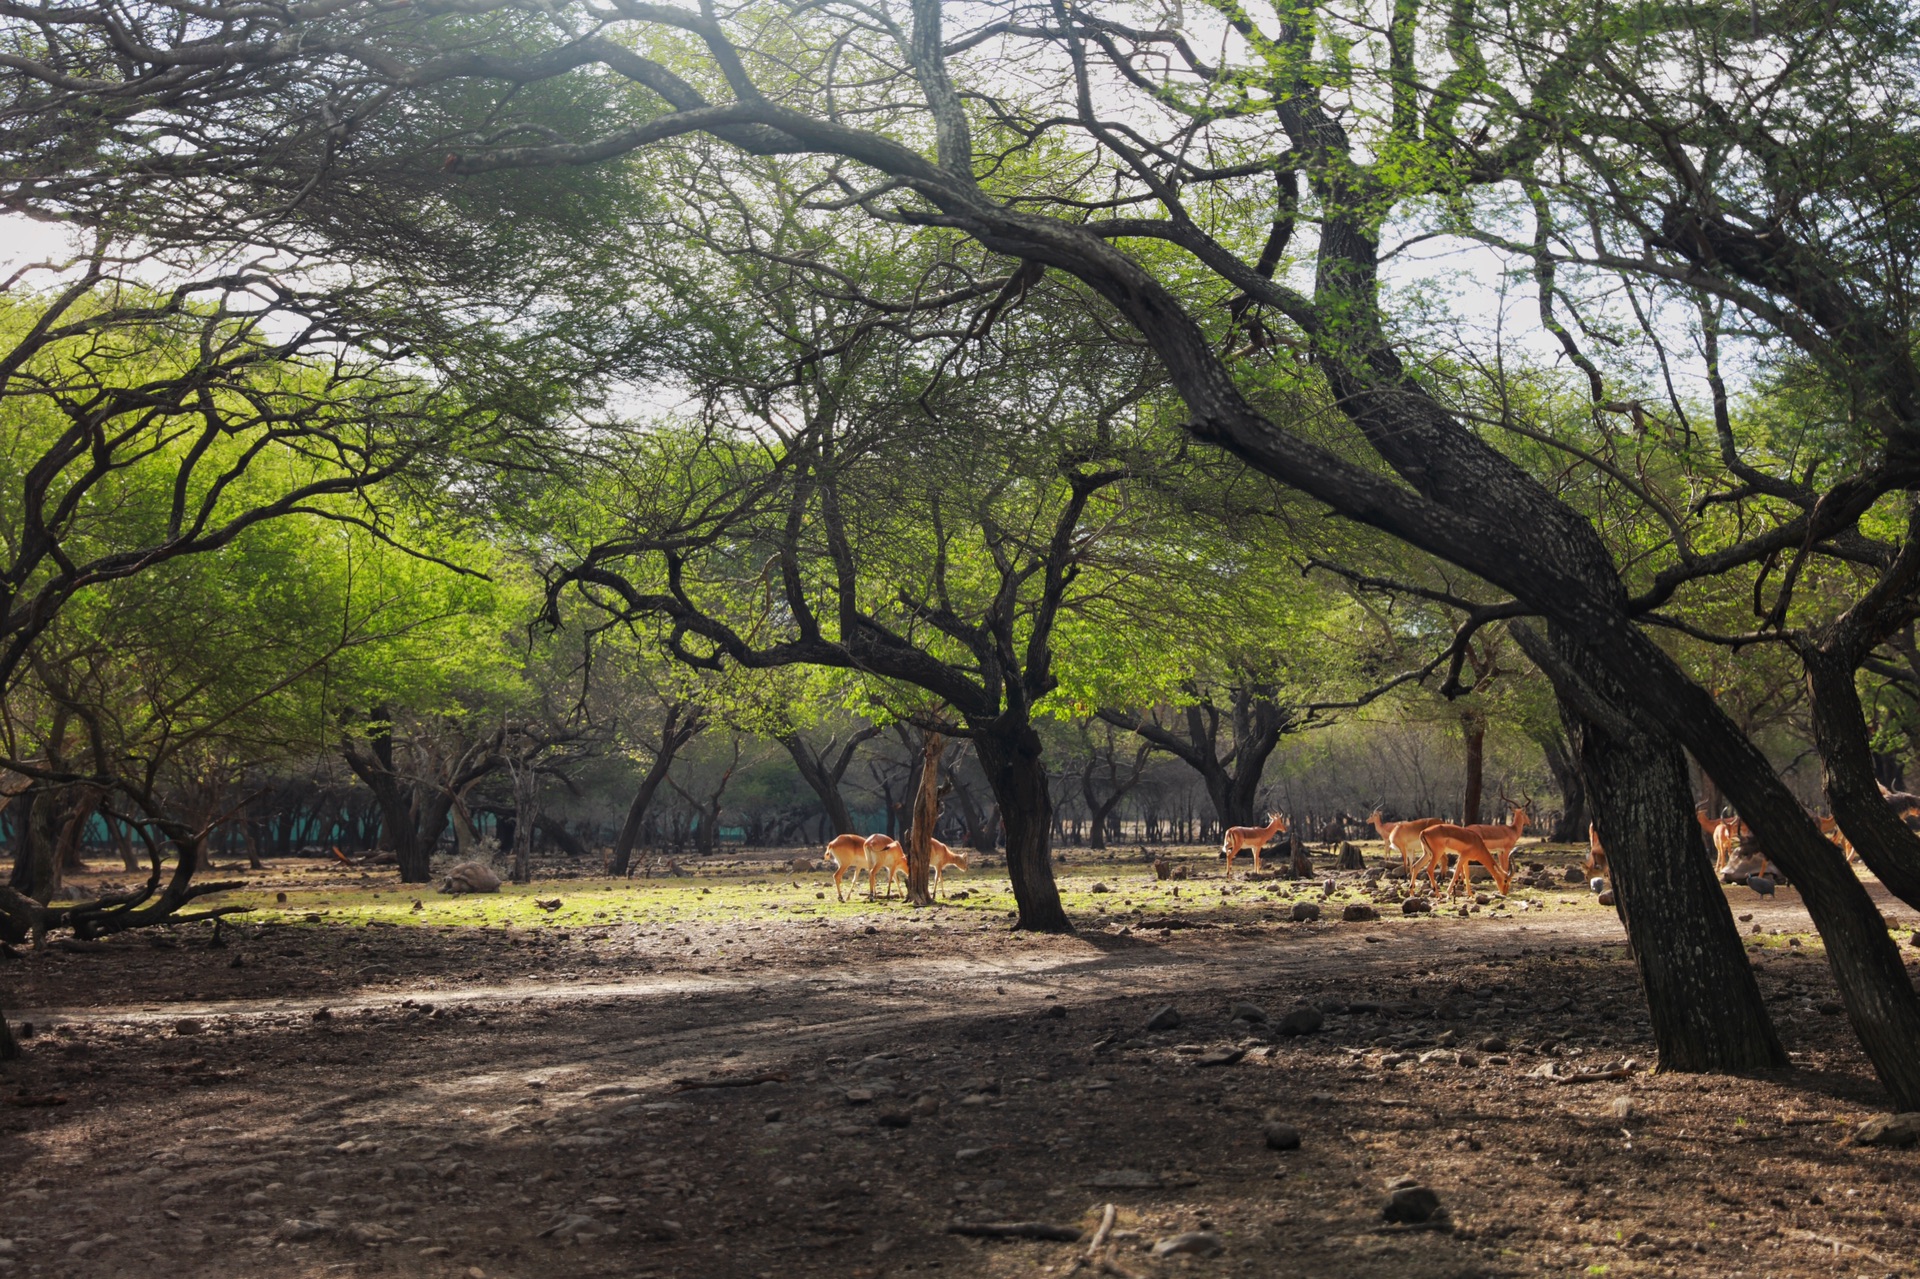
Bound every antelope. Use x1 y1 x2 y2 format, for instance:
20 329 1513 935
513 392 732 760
1419 823 1510 899
1584 823 1608 879
1816 813 1857 863
1695 805 1746 872
1466 805 1530 875
929 838 969 896
1369 810 1443 883
824 833 902 902
1221 812 1288 875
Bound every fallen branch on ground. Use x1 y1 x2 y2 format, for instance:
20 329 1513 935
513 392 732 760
669 1072 788 1091
946 1219 1083 1241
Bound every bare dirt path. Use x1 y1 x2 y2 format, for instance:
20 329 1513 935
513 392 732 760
3 845 1917 1279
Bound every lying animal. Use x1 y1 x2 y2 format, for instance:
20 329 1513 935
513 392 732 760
439 861 502 894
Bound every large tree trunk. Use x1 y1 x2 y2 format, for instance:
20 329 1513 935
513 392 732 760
1540 625 1786 1072
507 760 539 884
9 787 65 903
1460 709 1486 826
904 732 942 906
973 721 1070 933
1538 729 1590 842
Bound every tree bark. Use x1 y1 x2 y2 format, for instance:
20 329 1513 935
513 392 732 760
1533 624 1786 1072
0 1006 17 1061
904 732 942 906
779 725 881 836
609 705 702 876
1460 709 1486 826
1537 729 1590 842
973 721 1070 932
507 758 539 884
1805 644 1920 910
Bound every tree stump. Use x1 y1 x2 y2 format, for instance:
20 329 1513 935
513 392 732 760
1152 858 1171 881
1289 834 1313 879
1336 841 1365 870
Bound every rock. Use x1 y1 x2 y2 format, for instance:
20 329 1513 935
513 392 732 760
347 1223 400 1245
1564 866 1585 883
1402 897 1432 915
911 1093 942 1117
1278 1006 1324 1036
173 1018 203 1036
1477 1036 1507 1053
1040 1003 1066 1019
1170 863 1190 881
1090 882 1111 893
1852 1112 1920 1147
1342 901 1378 921
1195 1047 1246 1067
1145 1005 1183 1032
1473 892 1490 906
1229 1001 1269 1023
439 861 501 894
1597 890 1616 906
764 1108 784 1123
1151 1231 1224 1257
1290 901 1322 922
1086 1169 1161 1189
1611 1096 1634 1120
876 1110 912 1129
312 1007 333 1022
955 1147 992 1162
538 1214 608 1244
280 1219 332 1242
1321 878 1337 897
1383 1185 1442 1224
1263 1123 1301 1151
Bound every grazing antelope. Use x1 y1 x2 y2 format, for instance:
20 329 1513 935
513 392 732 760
1466 805 1530 875
1584 823 1608 879
1816 813 1857 863
1221 812 1289 875
1368 810 1444 883
1419 823 1511 899
824 833 902 902
929 838 969 897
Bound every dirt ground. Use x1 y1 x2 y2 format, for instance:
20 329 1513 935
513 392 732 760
4 842 1919 1279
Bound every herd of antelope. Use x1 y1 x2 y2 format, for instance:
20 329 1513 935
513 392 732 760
820 832 969 902
1368 806 1527 899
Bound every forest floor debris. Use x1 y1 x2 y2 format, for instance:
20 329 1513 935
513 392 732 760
3 842 1918 1277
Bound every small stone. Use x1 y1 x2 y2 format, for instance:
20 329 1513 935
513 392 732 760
1852 1112 1920 1147
1151 1231 1224 1258
1478 1036 1507 1053
1818 1001 1844 1016
911 1093 941 1117
876 1110 912 1129
1229 1000 1269 1023
347 1222 399 1245
1401 897 1432 915
955 1147 992 1162
1383 1185 1442 1224
1263 1123 1301 1151
1278 1006 1324 1036
1086 1169 1161 1189
1342 902 1378 921
844 1088 875 1105
1090 882 1111 893
1290 901 1321 922
1040 1003 1066 1019
1564 866 1585 883
1145 1005 1183 1032
312 1007 333 1022
1473 892 1490 906
1611 1096 1634 1120
764 1108 784 1123
173 1018 203 1036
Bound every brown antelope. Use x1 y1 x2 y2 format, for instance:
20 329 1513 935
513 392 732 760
824 833 902 902
1584 823 1608 879
1466 805 1530 875
929 838 969 896
1695 805 1746 872
1419 823 1510 899
1369 810 1443 883
1816 813 1857 863
1221 812 1288 875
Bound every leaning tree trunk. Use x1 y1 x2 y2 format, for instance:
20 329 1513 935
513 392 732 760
1804 644 1920 911
973 721 1070 933
904 732 942 906
1545 625 1786 1072
1460 709 1486 827
1539 730 1590 842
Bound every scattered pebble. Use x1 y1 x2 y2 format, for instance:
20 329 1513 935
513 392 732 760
1342 902 1378 921
1290 901 1321 923
1229 1000 1268 1023
1145 1005 1183 1032
1383 1185 1442 1224
1263 1123 1301 1151
1151 1230 1224 1257
1278 1006 1324 1036
173 1018 203 1036
1401 897 1432 915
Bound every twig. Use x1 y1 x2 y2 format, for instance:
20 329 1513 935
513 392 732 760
947 1219 1083 1241
668 1071 788 1091
1065 1203 1119 1273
